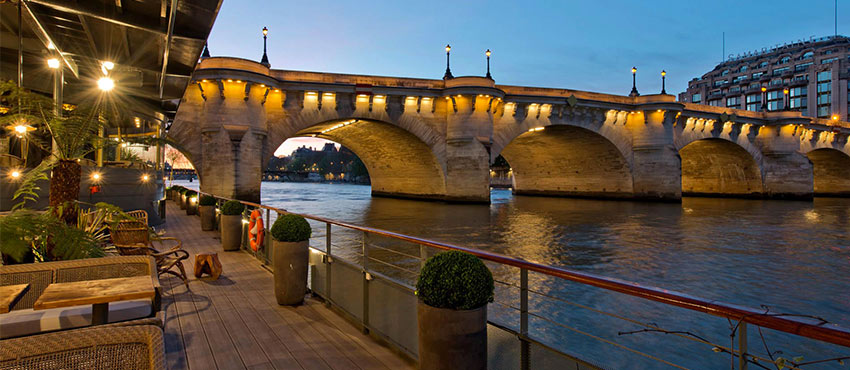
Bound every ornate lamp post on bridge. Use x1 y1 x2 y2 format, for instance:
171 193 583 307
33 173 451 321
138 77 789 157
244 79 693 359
485 49 492 79
761 87 767 111
443 44 454 80
260 27 270 67
783 88 789 111
661 70 667 94
629 67 640 97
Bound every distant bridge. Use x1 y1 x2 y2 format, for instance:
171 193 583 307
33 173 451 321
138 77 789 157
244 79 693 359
169 57 850 203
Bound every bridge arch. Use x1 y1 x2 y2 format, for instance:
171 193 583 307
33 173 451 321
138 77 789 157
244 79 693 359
494 124 634 198
279 118 448 200
678 138 764 197
805 148 850 196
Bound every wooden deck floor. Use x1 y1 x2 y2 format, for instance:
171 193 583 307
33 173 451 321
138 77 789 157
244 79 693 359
158 202 415 370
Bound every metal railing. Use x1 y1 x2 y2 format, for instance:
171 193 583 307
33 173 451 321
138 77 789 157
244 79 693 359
196 190 850 370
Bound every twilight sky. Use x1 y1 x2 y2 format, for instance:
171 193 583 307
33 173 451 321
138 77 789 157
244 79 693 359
206 0 845 156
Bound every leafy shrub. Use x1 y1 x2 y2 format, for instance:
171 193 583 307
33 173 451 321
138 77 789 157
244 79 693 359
270 213 312 242
221 200 244 215
0 208 106 262
416 251 494 310
199 195 216 206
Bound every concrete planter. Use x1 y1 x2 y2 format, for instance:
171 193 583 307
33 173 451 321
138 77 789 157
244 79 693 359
417 301 487 370
220 214 243 251
186 199 197 215
199 205 216 230
272 239 308 305
179 194 187 210
166 190 173 200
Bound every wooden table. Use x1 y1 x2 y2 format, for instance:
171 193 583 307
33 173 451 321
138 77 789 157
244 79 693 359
0 284 30 314
33 276 155 325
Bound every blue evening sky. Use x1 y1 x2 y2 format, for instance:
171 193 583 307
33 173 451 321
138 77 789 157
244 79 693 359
206 0 845 155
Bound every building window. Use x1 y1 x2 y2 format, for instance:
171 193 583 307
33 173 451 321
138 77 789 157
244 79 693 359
780 56 791 64
821 57 838 64
726 96 741 109
767 90 783 111
789 86 807 114
824 49 836 55
772 67 790 76
752 72 764 79
795 62 813 72
816 70 831 118
758 61 768 68
802 51 814 59
739 65 749 73
708 100 721 107
817 93 831 105
817 71 831 81
721 69 730 76
729 86 741 93
713 80 727 87
746 94 761 112
749 82 761 90
817 106 831 117
793 74 808 82
692 93 701 103
769 79 784 86
732 75 747 84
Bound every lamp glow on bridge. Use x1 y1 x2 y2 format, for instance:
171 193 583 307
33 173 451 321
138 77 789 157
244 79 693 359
260 27 270 67
528 127 545 132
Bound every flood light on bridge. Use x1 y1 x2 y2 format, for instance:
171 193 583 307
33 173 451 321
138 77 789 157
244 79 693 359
528 127 545 132
201 79 208 83
227 79 233 82
236 80 242 83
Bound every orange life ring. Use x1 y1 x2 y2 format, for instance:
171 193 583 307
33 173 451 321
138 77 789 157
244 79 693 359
248 209 264 252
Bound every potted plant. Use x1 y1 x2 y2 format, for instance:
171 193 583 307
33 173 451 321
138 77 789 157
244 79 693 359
199 195 217 231
178 189 188 210
171 186 183 203
185 190 198 215
269 213 312 305
220 200 244 251
415 251 494 370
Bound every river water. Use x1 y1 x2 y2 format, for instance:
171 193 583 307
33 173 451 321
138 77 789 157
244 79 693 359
173 181 850 369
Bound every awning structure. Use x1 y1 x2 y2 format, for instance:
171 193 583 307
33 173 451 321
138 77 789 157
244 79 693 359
0 0 223 122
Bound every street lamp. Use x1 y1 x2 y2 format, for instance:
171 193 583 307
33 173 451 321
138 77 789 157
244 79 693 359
832 114 840 122
485 49 492 79
260 27 270 67
629 67 639 97
760 87 767 111
661 70 667 94
443 44 453 80
783 88 789 111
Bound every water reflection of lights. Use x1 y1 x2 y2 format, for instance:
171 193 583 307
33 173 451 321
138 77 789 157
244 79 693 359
804 210 819 222
682 207 694 214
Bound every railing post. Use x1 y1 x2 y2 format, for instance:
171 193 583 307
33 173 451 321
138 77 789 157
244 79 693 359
520 268 530 370
325 223 332 307
419 244 427 269
264 208 270 264
738 323 748 370
362 230 370 334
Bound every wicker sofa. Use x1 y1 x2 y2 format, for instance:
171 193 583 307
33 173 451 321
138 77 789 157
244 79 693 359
0 256 162 339
0 324 165 370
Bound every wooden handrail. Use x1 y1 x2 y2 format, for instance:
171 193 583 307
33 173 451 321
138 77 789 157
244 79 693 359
197 190 850 348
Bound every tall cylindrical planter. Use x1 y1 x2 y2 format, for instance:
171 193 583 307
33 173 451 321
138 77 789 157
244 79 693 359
220 214 242 251
186 197 197 215
272 240 308 305
166 190 173 200
199 205 216 230
179 193 187 210
417 302 487 370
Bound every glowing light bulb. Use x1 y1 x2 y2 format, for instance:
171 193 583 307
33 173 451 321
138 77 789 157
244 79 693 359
47 58 60 69
91 173 101 181
97 77 115 91
14 125 27 134
142 174 149 182
10 170 21 178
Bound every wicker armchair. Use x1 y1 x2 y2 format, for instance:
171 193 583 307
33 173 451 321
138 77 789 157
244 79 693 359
0 324 165 370
110 220 189 286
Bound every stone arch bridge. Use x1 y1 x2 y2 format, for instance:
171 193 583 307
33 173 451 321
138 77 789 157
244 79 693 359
169 57 850 203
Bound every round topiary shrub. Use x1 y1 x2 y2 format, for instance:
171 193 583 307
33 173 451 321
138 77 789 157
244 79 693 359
199 195 216 206
270 214 312 242
416 251 494 310
221 200 244 215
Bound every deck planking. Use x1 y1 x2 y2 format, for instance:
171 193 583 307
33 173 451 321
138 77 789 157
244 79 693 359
158 202 415 370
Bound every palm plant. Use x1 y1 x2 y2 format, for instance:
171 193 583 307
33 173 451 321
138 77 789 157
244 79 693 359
0 80 107 223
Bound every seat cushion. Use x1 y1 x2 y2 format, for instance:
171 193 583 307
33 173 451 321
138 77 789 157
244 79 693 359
0 299 152 339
